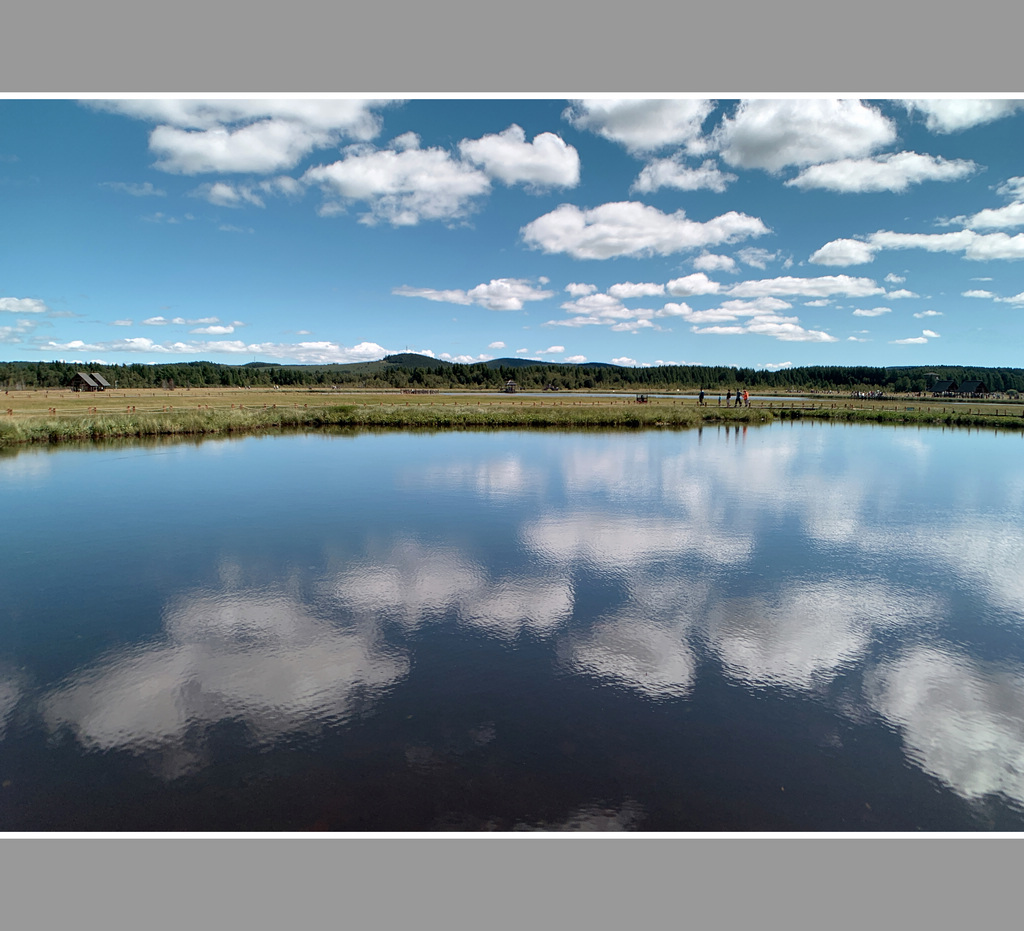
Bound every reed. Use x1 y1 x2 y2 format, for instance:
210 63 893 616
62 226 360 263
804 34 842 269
2 392 1021 448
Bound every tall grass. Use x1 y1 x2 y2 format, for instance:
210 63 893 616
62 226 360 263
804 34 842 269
3 397 1020 449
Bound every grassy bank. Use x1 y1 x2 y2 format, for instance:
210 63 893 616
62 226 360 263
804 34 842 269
3 388 1024 448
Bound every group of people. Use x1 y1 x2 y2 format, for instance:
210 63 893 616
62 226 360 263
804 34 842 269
724 389 749 408
697 388 750 408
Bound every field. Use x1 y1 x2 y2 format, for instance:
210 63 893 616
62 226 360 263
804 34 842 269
3 385 1024 448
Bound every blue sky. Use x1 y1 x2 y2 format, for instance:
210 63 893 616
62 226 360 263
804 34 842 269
2 96 1023 371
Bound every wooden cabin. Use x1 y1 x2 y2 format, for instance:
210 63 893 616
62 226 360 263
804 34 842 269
930 379 958 397
503 380 518 394
70 372 110 392
958 380 989 397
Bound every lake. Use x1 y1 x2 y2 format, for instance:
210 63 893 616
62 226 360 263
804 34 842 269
2 421 1024 831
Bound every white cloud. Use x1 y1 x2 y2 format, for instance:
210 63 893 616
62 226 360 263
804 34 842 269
111 319 132 326
869 229 1024 261
914 310 943 317
564 354 587 364
884 273 906 284
0 297 49 314
304 140 491 226
607 281 665 299
903 99 1024 133
631 156 736 193
996 177 1024 199
852 307 892 317
693 252 737 273
191 181 265 208
42 336 393 364
458 124 579 189
886 289 919 299
538 345 565 354
712 99 895 173
968 202 1024 230
612 356 637 366
394 278 554 311
809 238 876 266
786 151 977 193
666 272 721 296
891 336 929 344
99 181 166 196
963 289 995 298
142 315 168 325
737 247 778 269
151 121 337 175
565 282 597 296
190 325 235 335
92 100 391 177
692 313 838 342
488 341 506 349
995 292 1024 304
521 201 768 260
563 98 714 152
727 275 885 299
922 329 941 338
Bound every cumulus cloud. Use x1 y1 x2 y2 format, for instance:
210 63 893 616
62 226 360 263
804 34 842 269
562 98 714 153
914 310 943 317
564 354 587 364
712 99 896 173
968 202 1024 230
809 238 876 266
151 121 339 175
812 228 1024 265
891 336 929 344
91 100 390 177
631 156 736 193
727 275 885 299
565 282 598 296
666 272 721 296
0 297 49 314
786 151 977 193
852 307 892 317
488 341 506 349
41 337 392 364
521 201 768 260
994 292 1024 304
886 289 919 299
885 273 906 284
869 229 1024 261
903 99 1024 133
607 281 665 299
393 278 554 311
304 139 491 226
693 252 737 273
458 124 579 189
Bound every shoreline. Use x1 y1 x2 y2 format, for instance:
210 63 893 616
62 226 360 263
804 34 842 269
4 389 1024 449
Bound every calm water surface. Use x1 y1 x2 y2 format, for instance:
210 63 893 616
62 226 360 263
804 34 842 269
2 422 1024 831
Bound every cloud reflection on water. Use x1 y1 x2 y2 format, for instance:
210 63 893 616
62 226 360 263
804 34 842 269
41 586 409 776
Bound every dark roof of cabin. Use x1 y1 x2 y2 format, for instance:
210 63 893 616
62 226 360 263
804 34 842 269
74 372 99 387
959 380 987 393
931 379 957 392
91 373 111 387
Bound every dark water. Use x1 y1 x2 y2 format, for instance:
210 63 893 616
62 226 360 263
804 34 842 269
2 422 1024 832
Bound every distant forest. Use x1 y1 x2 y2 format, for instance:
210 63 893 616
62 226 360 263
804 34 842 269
3 356 1024 395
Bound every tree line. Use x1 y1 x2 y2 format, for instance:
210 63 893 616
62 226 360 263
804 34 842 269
3 359 1024 395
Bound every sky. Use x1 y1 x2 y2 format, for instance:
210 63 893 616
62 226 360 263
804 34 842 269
2 96 1023 372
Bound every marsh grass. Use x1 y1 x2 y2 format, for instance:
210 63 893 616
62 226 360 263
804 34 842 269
2 388 1022 448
